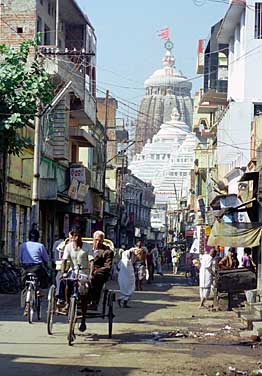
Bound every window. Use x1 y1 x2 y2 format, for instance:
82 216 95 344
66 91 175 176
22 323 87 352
255 2 262 39
48 2 51 15
44 24 51 45
254 103 262 116
37 17 42 33
37 17 42 43
17 27 23 34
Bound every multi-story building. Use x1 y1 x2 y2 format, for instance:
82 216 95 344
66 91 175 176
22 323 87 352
192 19 229 226
216 0 262 179
0 0 100 257
192 1 262 284
120 173 155 247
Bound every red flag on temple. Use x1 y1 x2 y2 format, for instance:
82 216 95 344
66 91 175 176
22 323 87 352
158 27 169 41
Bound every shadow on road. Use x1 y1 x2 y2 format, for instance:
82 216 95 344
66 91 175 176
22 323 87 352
0 353 137 376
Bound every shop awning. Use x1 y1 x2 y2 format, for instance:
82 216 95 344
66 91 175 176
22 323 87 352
208 220 262 248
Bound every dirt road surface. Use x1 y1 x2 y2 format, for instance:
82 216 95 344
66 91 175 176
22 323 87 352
0 273 261 376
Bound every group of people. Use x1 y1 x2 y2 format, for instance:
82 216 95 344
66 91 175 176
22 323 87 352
19 228 114 332
117 241 169 308
199 247 256 308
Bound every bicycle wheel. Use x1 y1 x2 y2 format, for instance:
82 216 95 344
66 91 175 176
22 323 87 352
36 295 41 321
26 288 34 324
107 292 115 339
68 296 77 346
47 285 56 335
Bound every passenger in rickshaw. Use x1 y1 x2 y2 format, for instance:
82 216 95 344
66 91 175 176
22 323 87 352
60 231 93 332
86 230 114 312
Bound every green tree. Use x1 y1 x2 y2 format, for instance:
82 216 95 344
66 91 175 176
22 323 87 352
0 40 53 155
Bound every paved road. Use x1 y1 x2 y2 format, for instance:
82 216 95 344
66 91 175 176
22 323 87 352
0 273 261 376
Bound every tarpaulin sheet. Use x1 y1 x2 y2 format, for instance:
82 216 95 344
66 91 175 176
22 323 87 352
208 221 262 247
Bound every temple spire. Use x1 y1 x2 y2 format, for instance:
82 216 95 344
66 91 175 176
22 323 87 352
162 39 175 68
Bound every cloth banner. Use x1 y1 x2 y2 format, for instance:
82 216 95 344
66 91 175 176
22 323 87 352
208 221 262 248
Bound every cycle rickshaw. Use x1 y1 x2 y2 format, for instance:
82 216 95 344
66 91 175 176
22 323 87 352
47 238 116 345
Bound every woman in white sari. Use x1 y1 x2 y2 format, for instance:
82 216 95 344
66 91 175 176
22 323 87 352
117 249 135 308
199 250 213 308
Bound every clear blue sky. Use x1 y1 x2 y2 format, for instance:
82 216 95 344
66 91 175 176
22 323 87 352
78 0 228 110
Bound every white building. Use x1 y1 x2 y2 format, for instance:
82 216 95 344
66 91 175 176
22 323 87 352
130 108 195 229
217 0 262 179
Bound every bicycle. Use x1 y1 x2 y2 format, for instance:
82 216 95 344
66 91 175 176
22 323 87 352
0 259 20 294
47 267 116 345
67 265 84 346
23 273 42 324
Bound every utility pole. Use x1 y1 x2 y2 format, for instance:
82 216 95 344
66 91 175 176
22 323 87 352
103 90 109 233
55 0 59 47
31 99 42 227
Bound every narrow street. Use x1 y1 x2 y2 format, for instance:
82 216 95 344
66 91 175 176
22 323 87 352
0 274 261 376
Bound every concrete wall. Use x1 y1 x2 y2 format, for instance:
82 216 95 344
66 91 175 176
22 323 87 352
217 101 252 178
228 2 262 102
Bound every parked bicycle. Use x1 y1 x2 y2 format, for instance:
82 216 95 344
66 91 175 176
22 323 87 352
0 258 21 294
23 273 42 324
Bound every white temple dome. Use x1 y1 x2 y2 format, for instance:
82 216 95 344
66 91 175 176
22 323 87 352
144 50 192 90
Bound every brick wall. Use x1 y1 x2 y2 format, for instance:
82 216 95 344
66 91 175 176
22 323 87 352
97 98 118 163
0 0 36 46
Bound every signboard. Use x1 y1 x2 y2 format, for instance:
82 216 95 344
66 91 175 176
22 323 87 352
70 167 86 183
68 179 78 200
205 225 211 236
258 171 262 204
78 183 88 202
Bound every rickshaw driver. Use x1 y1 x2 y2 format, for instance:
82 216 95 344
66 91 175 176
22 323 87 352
60 232 93 332
86 230 114 312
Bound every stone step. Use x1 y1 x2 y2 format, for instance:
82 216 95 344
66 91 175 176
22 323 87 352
253 305 262 318
239 329 259 338
232 307 249 318
244 302 262 314
253 321 262 337
241 314 262 330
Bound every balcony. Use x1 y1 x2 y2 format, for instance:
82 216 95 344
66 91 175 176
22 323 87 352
69 125 96 148
43 53 96 126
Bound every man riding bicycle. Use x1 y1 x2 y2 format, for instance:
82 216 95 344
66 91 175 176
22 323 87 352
19 229 50 296
60 231 92 332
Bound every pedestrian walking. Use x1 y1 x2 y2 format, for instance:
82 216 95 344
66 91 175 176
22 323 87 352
241 247 256 272
165 248 172 271
131 240 147 291
117 249 135 308
171 247 179 275
146 244 154 283
199 250 213 308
